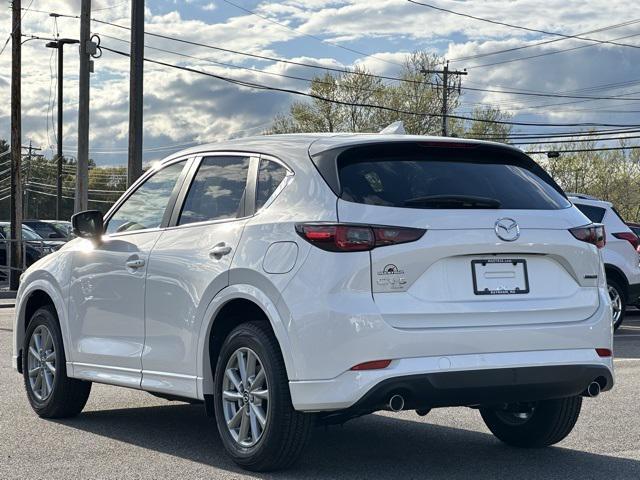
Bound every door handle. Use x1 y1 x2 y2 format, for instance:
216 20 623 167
210 244 232 258
126 258 145 269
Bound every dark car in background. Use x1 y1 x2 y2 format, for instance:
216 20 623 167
23 220 68 239
0 224 55 280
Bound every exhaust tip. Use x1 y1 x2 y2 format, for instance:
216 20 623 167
584 381 601 398
388 394 405 412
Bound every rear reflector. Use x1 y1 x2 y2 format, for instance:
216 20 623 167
296 224 426 252
569 224 606 249
613 231 640 250
596 348 612 358
350 359 392 371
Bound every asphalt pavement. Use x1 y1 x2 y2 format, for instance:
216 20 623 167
1 306 639 479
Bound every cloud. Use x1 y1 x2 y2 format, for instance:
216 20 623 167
0 0 637 167
202 2 216 12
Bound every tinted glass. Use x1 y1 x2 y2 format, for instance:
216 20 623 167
256 159 288 210
106 161 185 234
575 204 606 223
25 222 65 238
338 146 569 210
179 156 250 225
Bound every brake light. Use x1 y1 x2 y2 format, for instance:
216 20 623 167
350 359 392 371
295 224 426 252
612 232 639 250
569 224 606 249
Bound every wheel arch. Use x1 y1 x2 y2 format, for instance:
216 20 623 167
196 284 296 399
604 263 629 299
15 278 70 373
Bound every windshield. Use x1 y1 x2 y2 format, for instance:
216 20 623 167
337 144 570 210
0 226 44 241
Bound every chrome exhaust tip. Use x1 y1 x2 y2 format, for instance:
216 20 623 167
388 394 405 412
583 381 601 398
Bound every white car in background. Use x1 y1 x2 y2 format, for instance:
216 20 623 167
13 135 614 471
569 194 640 329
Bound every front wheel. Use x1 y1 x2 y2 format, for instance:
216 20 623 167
213 321 313 472
480 396 582 448
23 306 92 418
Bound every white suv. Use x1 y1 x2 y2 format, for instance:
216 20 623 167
13 135 613 471
569 194 640 329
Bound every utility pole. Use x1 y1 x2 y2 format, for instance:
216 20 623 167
21 142 41 218
76 0 92 212
127 0 144 187
10 0 22 291
422 61 467 137
46 37 79 220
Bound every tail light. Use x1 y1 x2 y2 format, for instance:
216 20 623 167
612 232 639 251
569 224 605 249
295 224 426 252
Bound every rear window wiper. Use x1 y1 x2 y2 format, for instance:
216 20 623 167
402 194 502 209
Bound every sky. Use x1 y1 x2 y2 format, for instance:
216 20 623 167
0 0 639 166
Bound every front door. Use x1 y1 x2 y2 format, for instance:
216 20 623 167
67 160 188 387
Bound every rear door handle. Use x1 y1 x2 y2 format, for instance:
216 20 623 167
210 244 232 258
126 259 145 269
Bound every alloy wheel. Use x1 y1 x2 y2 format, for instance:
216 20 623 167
608 284 622 326
222 347 269 448
27 325 56 401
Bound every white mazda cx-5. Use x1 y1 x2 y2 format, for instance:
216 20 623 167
13 134 613 471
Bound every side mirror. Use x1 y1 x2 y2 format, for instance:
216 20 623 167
71 210 104 241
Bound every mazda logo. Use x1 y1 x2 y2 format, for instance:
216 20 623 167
494 218 520 241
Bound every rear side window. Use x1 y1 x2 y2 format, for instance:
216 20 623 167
179 156 250 225
574 204 606 223
256 159 288 210
336 144 570 210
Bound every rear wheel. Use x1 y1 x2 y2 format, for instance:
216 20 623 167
480 396 582 448
23 306 92 418
213 321 312 472
607 278 626 330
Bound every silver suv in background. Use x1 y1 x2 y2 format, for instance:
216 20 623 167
569 194 640 329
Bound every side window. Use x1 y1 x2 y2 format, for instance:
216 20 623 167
575 204 606 223
178 156 250 225
256 159 288 210
106 161 186 234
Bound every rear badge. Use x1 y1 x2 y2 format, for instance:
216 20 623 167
494 218 520 242
377 264 407 289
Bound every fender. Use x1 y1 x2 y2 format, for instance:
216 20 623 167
14 273 73 372
195 283 296 400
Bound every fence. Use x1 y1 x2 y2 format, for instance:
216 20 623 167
0 237 53 288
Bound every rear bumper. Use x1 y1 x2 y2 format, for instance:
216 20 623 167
339 364 613 415
289 349 614 412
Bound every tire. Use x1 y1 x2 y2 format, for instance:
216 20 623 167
607 278 626 330
213 321 313 472
22 306 92 418
480 396 582 448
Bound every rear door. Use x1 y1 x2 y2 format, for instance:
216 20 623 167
332 142 602 329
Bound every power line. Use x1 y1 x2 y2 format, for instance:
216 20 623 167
450 18 640 62
24 9 640 103
0 0 34 57
406 0 640 50
511 135 640 145
101 45 640 128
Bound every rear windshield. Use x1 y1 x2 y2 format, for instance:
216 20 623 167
336 144 570 210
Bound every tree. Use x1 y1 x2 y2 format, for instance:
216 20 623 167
268 52 456 135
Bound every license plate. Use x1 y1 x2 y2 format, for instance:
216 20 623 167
472 259 529 295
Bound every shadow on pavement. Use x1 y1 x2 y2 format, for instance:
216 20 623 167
56 403 640 479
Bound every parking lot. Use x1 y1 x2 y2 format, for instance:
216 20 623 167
0 305 639 479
